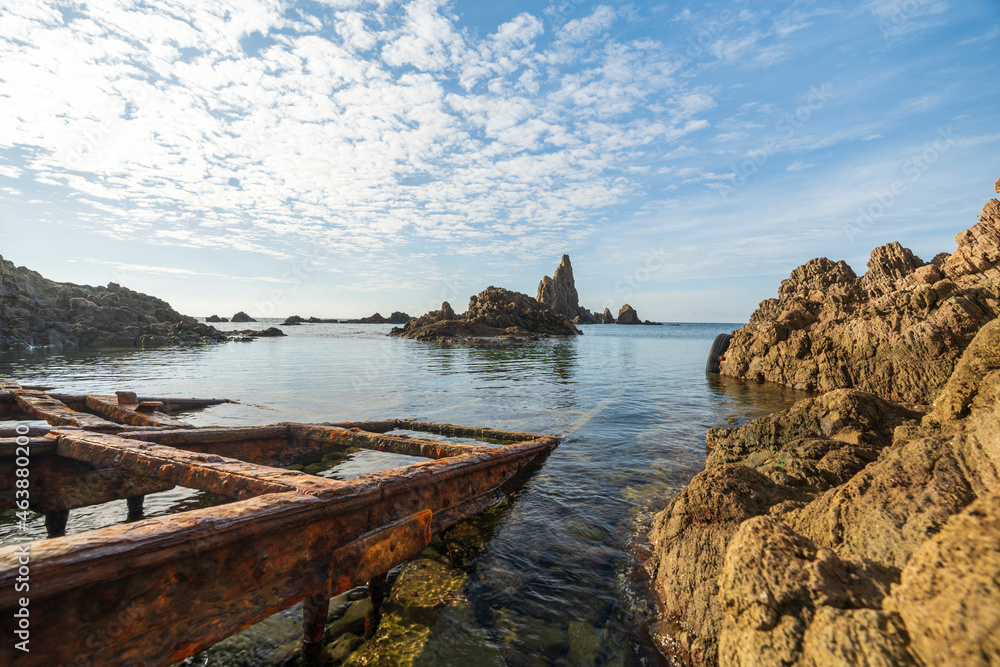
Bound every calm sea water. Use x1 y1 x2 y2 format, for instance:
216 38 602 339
0 322 806 665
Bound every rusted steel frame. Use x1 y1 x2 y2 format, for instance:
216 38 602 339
122 425 346 467
289 423 490 459
0 425 62 438
394 419 551 443
328 509 432 596
0 491 365 666
35 468 175 513
323 419 548 444
0 496 429 666
48 393 231 413
12 390 123 432
54 431 350 500
85 395 194 429
0 436 56 457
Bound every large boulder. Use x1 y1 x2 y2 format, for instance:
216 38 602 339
719 184 1000 404
231 311 256 322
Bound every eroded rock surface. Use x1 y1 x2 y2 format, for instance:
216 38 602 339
719 193 1000 403
0 254 228 350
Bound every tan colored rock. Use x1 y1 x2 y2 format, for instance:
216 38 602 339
718 516 908 667
617 304 640 324
885 491 1000 666
720 187 1000 404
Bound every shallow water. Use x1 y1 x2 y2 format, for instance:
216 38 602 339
0 322 807 665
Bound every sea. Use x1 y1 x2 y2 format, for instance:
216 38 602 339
0 321 807 666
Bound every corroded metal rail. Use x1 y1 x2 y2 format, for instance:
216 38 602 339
0 379 558 666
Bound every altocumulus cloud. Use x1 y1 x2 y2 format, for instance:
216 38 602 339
0 0 710 259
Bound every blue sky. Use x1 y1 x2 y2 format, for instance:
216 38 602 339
1 0 998 322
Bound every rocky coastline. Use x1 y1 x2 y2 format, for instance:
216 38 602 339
646 181 1000 665
0 255 233 351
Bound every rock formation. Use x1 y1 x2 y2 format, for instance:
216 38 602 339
280 315 339 325
0 255 228 350
719 188 1000 403
647 182 1000 666
231 311 256 323
617 304 640 324
349 311 412 324
601 307 616 324
391 288 581 341
205 315 229 323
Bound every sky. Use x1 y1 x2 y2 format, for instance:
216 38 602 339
1 0 998 322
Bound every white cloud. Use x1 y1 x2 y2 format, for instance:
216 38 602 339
0 0 711 264
786 160 815 172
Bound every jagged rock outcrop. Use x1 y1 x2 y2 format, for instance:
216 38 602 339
648 282 1000 664
600 307 616 324
391 288 581 341
231 311 256 323
617 304 640 324
205 315 229 323
350 311 412 324
0 255 228 350
719 189 1000 403
537 255 600 324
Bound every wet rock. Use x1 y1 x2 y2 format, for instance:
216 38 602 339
205 314 228 322
231 311 256 322
281 315 305 325
601 307 615 324
719 186 1000 404
567 620 605 666
229 327 286 339
0 255 229 350
392 288 580 341
616 304 640 325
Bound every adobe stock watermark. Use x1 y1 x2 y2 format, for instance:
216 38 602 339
603 246 669 309
11 422 32 653
717 83 834 202
842 126 958 242
876 0 936 39
252 247 327 319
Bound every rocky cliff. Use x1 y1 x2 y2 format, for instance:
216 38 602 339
391 287 581 341
0 255 228 350
719 184 1000 403
647 181 1000 666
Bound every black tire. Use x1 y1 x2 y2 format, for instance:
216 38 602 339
706 333 734 374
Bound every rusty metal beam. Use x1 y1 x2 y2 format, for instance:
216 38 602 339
54 431 351 500
85 395 194 429
289 423 490 459
12 391 123 432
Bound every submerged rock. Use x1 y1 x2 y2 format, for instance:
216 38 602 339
719 184 1000 404
391 288 581 341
